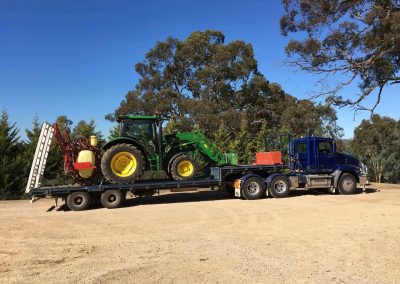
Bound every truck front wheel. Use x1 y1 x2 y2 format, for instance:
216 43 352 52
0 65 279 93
338 173 357 194
66 191 91 211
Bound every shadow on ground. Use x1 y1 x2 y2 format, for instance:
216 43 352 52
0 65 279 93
52 186 379 212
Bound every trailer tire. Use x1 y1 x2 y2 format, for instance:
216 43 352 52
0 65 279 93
338 173 357 195
101 190 124 209
66 191 91 211
242 177 265 200
269 176 290 198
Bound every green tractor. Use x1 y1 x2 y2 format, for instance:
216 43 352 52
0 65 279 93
101 115 237 183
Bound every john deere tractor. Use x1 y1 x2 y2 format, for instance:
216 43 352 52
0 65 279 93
101 115 237 183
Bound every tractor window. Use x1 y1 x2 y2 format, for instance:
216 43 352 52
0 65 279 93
121 121 154 141
318 141 332 154
296 142 307 153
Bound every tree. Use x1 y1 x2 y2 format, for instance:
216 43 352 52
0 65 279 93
353 114 399 183
72 119 102 139
229 116 255 164
110 30 342 140
213 121 233 154
280 0 400 111
108 124 120 140
109 30 295 135
280 99 343 138
25 114 41 159
0 111 24 199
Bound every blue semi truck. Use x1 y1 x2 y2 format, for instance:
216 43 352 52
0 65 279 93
232 133 369 200
28 127 369 211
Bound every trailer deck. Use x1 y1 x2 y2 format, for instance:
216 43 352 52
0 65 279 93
30 164 286 199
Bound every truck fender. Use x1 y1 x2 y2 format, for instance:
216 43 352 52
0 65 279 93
265 173 291 192
234 173 266 198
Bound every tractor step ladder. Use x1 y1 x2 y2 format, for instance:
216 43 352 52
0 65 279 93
25 123 54 193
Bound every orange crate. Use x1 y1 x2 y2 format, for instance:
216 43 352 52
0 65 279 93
254 151 283 165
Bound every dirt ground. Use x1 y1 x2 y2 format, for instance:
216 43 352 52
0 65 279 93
0 183 399 284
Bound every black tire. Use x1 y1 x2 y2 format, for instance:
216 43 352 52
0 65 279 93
242 177 265 200
338 173 357 194
66 191 91 211
269 176 290 198
101 190 124 209
101 143 145 183
169 154 198 181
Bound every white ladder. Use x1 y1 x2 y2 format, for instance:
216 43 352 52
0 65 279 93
25 123 54 193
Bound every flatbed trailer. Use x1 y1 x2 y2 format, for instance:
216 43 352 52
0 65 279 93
27 123 369 211
30 164 288 211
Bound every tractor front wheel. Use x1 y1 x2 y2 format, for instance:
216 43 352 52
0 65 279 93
169 154 198 181
101 143 145 183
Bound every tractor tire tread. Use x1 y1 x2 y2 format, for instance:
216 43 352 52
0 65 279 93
101 143 145 184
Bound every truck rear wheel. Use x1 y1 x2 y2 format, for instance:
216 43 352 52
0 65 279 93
338 173 357 194
169 154 198 180
101 190 124 209
269 176 290 198
66 191 91 211
101 143 145 183
242 177 265 200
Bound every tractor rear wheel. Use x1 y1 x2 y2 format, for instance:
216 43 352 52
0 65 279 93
101 143 145 183
169 154 198 181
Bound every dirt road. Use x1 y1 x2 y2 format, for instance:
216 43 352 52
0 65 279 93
1 183 399 283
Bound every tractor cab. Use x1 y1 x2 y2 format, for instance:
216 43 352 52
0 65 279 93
117 115 162 155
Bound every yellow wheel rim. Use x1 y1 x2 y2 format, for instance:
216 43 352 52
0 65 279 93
177 160 194 177
111 151 137 177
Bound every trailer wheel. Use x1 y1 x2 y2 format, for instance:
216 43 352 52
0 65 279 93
101 190 124 209
269 176 290 198
242 177 265 200
338 173 357 195
66 191 91 211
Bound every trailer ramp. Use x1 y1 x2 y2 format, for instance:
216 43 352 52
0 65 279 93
25 123 54 193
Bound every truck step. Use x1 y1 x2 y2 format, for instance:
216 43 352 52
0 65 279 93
306 175 333 188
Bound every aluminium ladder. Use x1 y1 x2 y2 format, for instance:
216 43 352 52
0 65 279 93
25 123 54 193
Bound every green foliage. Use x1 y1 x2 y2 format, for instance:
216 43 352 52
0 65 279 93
213 121 233 154
281 0 400 111
72 119 102 139
109 30 342 161
108 124 120 140
0 111 25 199
353 114 400 183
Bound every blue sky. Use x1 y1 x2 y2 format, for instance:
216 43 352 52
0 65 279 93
1 0 398 140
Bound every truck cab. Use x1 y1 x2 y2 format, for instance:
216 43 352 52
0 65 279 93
291 135 369 193
293 136 365 173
